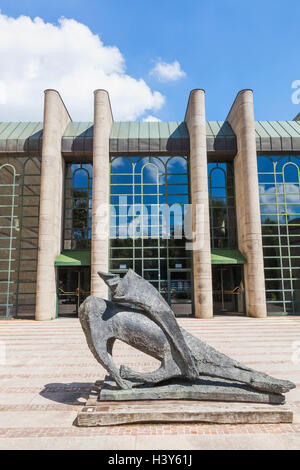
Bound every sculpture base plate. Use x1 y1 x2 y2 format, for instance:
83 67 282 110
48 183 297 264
76 378 293 426
100 375 286 404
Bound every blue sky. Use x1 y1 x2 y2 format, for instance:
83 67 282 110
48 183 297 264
0 0 300 121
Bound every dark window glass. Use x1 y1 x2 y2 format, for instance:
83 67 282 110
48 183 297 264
63 163 92 251
0 156 41 317
208 162 237 248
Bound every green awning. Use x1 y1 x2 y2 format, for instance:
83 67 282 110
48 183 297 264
211 249 246 265
55 251 91 266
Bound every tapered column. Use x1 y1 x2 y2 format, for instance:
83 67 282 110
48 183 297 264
226 90 266 318
91 90 113 298
185 90 213 318
35 90 71 320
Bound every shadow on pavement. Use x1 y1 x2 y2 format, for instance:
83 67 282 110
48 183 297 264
40 382 99 405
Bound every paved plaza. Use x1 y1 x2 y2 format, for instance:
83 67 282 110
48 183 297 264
0 315 300 450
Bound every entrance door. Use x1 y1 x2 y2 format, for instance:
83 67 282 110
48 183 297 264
212 265 244 314
57 267 90 317
168 269 193 316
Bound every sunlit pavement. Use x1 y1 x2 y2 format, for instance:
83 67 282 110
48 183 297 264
0 315 300 450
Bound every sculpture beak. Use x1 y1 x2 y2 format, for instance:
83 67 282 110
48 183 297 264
97 271 121 293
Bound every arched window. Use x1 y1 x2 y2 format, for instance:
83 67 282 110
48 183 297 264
0 156 41 318
73 168 89 188
0 164 17 317
258 155 300 315
208 162 236 248
14 157 41 316
63 163 93 250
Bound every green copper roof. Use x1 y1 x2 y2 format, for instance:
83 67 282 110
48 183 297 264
109 121 190 153
110 121 188 139
62 120 235 139
55 251 91 266
206 121 235 137
255 120 300 151
2 120 300 154
0 122 43 153
62 121 93 153
109 120 236 153
211 249 246 264
0 121 43 139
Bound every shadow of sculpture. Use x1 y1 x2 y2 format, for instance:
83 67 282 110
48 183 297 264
39 382 94 405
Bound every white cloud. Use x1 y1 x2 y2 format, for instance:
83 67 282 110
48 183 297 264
142 115 161 122
259 183 300 215
0 13 165 120
150 60 186 82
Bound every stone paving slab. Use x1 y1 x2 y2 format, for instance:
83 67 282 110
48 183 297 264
1 433 300 450
0 316 299 449
0 393 36 405
0 411 77 428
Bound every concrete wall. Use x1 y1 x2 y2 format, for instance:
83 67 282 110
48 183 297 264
35 90 71 320
226 90 267 318
90 90 113 298
185 90 213 318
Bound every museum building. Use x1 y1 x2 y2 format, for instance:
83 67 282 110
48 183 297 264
0 88 300 320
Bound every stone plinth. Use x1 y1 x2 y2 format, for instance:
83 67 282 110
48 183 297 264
76 378 293 427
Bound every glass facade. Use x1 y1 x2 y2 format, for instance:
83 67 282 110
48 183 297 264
63 163 93 251
0 155 41 317
208 162 237 249
109 155 193 313
1 149 299 318
258 155 300 315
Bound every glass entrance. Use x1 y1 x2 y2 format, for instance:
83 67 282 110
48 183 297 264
57 267 90 317
168 269 193 316
212 265 244 314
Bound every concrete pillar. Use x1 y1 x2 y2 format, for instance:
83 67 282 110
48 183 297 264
91 90 113 298
185 90 213 318
35 90 71 320
226 90 267 318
